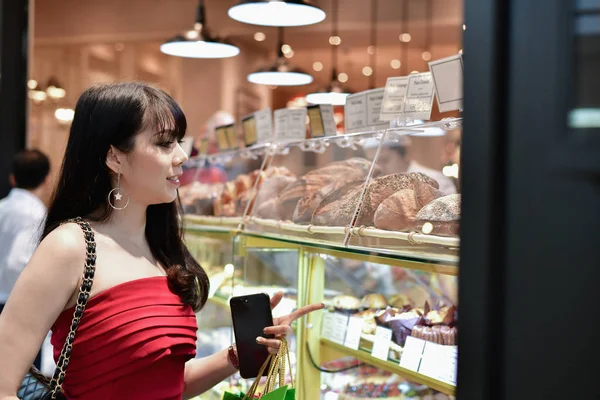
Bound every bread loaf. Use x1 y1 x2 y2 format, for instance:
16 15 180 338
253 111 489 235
414 194 461 236
312 172 438 226
373 183 442 231
278 158 376 221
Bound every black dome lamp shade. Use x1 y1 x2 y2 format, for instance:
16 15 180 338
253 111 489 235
228 0 326 27
247 27 313 86
161 0 240 59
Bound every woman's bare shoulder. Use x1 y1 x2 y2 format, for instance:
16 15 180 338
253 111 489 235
35 222 87 272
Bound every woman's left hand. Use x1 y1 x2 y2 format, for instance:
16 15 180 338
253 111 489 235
256 291 324 354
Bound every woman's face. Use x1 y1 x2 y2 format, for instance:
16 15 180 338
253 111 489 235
120 127 189 206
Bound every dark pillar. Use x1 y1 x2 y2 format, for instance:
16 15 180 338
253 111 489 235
0 0 29 198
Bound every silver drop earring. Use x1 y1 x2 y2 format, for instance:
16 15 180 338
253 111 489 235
108 169 130 210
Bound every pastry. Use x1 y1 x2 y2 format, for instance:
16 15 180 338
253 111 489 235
355 310 378 335
332 295 361 313
388 294 411 309
414 194 461 236
361 294 388 310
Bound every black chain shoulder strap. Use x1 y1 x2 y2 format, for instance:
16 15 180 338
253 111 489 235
48 217 97 398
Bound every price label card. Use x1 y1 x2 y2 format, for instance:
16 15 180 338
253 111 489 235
198 138 209 155
345 88 389 133
418 342 457 386
437 345 458 385
215 124 232 151
308 104 336 138
321 312 349 345
343 317 364 350
371 326 393 361
399 336 426 372
242 115 258 146
429 54 464 113
254 108 274 144
274 108 307 141
225 125 238 149
380 76 409 121
403 72 436 120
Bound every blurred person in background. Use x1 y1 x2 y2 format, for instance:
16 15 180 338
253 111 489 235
180 111 234 186
0 149 50 368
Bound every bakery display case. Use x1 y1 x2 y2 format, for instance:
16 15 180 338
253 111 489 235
182 117 461 399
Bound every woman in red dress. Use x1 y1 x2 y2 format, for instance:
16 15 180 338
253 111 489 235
0 82 322 399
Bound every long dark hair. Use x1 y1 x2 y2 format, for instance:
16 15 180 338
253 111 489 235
43 82 209 311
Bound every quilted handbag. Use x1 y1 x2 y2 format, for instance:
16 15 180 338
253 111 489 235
17 217 97 400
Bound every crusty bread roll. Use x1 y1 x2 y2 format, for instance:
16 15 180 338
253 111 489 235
373 183 442 231
312 172 438 227
414 194 461 236
360 293 388 310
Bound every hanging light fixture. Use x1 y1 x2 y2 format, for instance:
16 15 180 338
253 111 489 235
161 0 240 59
228 0 326 27
247 27 313 86
367 0 378 89
306 0 350 105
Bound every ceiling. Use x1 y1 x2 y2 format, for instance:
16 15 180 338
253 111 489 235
34 0 464 92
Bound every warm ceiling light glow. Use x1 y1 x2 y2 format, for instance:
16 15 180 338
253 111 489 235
400 33 412 43
281 44 292 54
54 108 75 123
329 36 341 45
458 49 463 54
306 92 349 106
248 71 313 86
462 24 467 31
411 70 419 74
367 45 376 55
391 59 401 69
313 61 323 71
254 32 266 41
160 41 240 59
27 80 38 90
284 50 295 58
228 1 326 27
422 51 432 61
422 222 434 234
362 66 373 76
338 72 348 83
47 86 66 100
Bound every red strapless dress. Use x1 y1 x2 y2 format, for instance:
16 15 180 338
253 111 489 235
51 276 197 400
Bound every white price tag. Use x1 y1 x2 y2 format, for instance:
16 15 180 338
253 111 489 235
274 108 307 141
380 77 409 121
399 336 426 372
254 108 273 144
321 312 349 345
419 342 458 386
403 72 436 120
345 88 389 133
343 317 364 350
429 54 464 112
371 326 393 361
319 104 337 136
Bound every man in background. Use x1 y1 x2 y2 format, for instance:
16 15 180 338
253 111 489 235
0 150 50 367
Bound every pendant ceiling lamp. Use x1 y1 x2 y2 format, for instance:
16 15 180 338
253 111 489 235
247 28 313 86
160 0 240 59
306 0 350 105
228 0 326 27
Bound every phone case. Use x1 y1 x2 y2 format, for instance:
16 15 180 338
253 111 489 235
230 293 275 379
